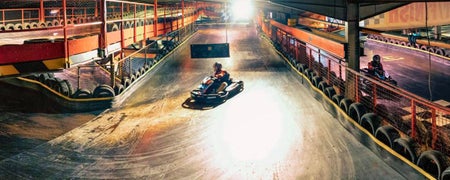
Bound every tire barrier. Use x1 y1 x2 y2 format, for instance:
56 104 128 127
61 80 73 97
93 84 115 98
46 21 53 27
38 73 54 83
22 23 31 30
144 64 151 71
393 137 418 163
44 77 58 88
414 44 421 49
297 63 308 74
311 76 323 87
375 125 400 148
428 47 436 54
130 74 137 82
359 113 382 135
52 19 60 26
6 23 14 31
348 102 367 123
324 87 336 98
420 45 428 51
52 79 72 97
416 150 447 179
304 68 316 81
339 98 353 114
317 81 329 92
0 24 5 31
114 84 124 95
332 94 344 105
111 24 119 31
122 77 132 88
400 42 407 46
134 71 141 79
39 22 46 28
140 67 146 75
72 89 92 99
435 48 445 56
442 166 450 180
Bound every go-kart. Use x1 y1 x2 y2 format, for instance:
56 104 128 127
191 76 244 103
360 68 397 86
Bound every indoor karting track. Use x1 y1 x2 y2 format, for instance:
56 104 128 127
0 24 424 179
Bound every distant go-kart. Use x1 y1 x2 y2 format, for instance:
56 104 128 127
191 76 244 103
360 68 397 86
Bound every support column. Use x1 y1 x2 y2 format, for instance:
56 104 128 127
133 4 137 43
345 2 360 101
100 0 114 88
143 5 147 45
39 0 45 23
63 0 69 68
182 0 185 27
434 26 441 40
153 0 158 37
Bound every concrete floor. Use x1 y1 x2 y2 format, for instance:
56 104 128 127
0 24 424 179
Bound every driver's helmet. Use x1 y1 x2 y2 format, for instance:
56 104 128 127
213 62 222 71
373 55 381 63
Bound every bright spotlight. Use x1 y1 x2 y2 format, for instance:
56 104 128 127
230 0 254 21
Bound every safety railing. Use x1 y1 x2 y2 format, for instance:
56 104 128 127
258 15 450 174
116 23 196 88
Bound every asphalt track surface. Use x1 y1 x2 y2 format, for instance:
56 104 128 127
0 24 424 179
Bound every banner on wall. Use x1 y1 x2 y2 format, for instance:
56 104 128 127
363 2 450 31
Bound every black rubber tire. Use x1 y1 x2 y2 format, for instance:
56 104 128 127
312 76 323 87
442 166 450 180
324 87 336 98
140 67 146 75
393 137 418 163
359 113 381 135
339 98 353 114
421 45 428 51
348 102 367 123
307 70 317 81
54 79 71 97
114 84 124 95
130 74 136 82
332 94 344 105
44 78 58 88
375 125 400 148
51 78 63 92
134 71 141 79
317 81 329 92
122 77 131 88
304 68 313 77
61 80 73 97
416 150 447 179
144 64 150 71
93 84 115 98
400 41 407 46
72 89 92 99
297 64 308 74
435 48 445 56
38 73 50 83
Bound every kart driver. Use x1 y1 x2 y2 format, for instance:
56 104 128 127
368 54 385 80
213 62 230 93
